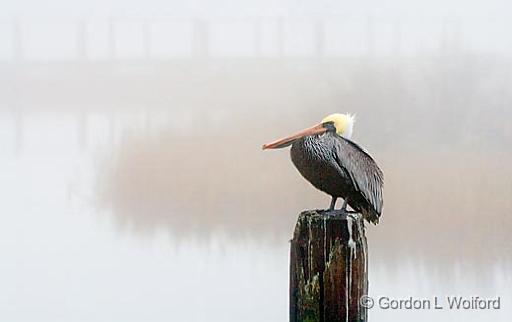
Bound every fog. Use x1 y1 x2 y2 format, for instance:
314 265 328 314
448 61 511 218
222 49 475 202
0 1 511 321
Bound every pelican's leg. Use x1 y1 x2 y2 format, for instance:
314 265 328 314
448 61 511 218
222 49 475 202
340 198 348 214
329 197 337 211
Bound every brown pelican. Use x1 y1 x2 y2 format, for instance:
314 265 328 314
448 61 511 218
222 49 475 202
262 114 383 224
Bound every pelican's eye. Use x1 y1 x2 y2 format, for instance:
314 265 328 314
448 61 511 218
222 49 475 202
322 121 336 133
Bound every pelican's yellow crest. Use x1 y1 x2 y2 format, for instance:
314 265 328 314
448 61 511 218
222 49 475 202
321 113 355 139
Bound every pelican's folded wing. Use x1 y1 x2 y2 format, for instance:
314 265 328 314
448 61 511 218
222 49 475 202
333 136 384 217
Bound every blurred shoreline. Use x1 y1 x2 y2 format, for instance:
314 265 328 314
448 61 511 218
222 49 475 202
97 126 512 268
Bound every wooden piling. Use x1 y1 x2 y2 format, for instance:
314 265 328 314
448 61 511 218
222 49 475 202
290 210 368 322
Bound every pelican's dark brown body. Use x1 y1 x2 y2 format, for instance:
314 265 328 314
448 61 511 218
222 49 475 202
291 132 383 224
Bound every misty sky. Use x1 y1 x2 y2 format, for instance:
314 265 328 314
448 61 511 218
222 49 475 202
1 0 511 60
1 0 511 19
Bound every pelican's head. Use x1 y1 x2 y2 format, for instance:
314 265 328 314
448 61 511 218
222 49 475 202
262 113 356 150
321 113 355 139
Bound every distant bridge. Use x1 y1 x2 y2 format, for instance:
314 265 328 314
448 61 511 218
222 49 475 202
0 16 467 62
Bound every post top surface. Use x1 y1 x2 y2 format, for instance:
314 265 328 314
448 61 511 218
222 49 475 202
299 209 362 222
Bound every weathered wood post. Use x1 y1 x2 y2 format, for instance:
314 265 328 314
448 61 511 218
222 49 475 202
290 210 368 322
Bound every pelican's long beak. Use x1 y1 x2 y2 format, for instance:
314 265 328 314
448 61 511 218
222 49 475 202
262 123 326 149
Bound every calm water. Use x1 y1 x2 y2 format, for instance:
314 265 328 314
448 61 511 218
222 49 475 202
0 110 510 321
